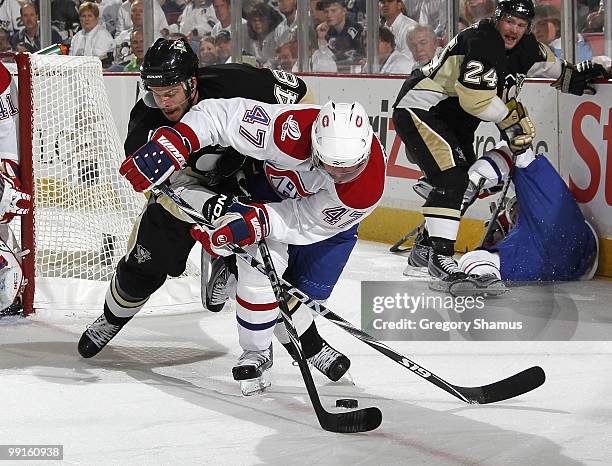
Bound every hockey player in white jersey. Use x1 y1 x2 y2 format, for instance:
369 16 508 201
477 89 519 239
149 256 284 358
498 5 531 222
454 142 597 283
120 98 387 392
0 62 33 315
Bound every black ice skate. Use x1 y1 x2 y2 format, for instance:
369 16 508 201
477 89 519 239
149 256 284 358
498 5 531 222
405 228 432 271
449 273 508 296
205 256 230 312
78 312 129 358
233 344 273 396
307 339 351 382
428 253 475 294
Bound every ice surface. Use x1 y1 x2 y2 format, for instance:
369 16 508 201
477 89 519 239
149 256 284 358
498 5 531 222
1 241 611 465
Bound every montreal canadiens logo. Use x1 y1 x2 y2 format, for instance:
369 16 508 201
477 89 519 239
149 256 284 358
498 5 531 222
280 115 301 141
216 234 228 245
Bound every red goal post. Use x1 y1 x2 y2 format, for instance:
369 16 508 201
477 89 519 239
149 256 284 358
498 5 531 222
3 52 200 315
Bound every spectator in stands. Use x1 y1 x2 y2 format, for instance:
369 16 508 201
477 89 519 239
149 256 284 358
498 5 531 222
69 2 114 59
274 40 298 72
310 0 327 28
0 0 21 35
11 4 63 53
107 28 144 71
0 28 12 52
403 0 445 35
115 0 165 64
534 4 593 62
51 0 80 40
213 29 257 66
461 0 495 26
316 0 364 68
585 0 604 32
198 35 217 66
274 0 297 47
380 0 417 59
99 0 122 37
214 28 231 62
246 3 281 66
406 24 440 67
116 0 167 38
179 0 218 37
211 0 248 49
378 26 415 73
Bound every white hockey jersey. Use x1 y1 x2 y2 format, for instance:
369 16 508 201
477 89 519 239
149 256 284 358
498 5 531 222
0 62 18 165
175 98 387 245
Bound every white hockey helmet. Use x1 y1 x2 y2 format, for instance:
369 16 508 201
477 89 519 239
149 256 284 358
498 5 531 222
311 101 373 183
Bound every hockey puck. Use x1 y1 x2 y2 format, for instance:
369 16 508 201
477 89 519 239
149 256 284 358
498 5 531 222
335 398 358 409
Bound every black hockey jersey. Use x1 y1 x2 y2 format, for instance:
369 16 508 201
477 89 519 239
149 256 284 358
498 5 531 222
393 19 560 130
125 64 310 154
124 64 310 189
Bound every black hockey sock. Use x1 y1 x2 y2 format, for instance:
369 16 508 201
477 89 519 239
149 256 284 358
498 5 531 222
429 237 455 256
282 321 323 360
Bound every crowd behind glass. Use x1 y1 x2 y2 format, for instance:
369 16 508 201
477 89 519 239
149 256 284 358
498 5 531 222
0 0 609 74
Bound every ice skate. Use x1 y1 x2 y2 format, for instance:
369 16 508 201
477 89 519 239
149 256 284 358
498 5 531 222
428 253 475 294
449 273 508 296
78 312 128 358
307 339 351 382
233 344 273 396
406 228 431 269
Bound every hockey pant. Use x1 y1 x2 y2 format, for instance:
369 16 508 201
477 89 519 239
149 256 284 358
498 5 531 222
393 107 476 244
235 225 359 352
104 176 218 324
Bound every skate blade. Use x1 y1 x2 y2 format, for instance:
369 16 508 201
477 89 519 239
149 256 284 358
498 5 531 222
240 375 271 396
449 280 508 297
403 265 430 278
428 278 449 293
337 369 355 386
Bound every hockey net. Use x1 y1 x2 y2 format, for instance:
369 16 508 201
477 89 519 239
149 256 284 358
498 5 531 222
11 53 200 315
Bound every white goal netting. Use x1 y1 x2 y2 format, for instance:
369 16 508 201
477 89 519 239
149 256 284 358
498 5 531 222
17 54 200 312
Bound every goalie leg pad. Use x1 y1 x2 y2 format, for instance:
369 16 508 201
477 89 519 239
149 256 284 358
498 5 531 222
0 236 24 311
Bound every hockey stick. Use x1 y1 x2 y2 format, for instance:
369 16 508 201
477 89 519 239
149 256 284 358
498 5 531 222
156 184 546 404
257 239 382 433
389 221 424 254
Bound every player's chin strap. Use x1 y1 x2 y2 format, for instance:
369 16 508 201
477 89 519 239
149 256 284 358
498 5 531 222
153 183 545 405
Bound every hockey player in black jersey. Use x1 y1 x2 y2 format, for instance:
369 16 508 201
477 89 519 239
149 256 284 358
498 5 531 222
392 0 608 293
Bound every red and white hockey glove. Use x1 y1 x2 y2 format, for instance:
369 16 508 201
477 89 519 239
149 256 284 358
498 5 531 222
190 201 269 257
119 126 191 192
0 160 32 224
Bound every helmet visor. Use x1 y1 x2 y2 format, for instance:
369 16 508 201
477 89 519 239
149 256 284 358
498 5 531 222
321 159 368 184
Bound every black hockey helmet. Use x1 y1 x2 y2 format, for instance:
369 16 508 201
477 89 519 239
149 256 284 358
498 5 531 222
140 38 199 90
494 0 535 32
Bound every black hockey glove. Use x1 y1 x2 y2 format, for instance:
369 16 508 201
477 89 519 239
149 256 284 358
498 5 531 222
497 99 536 153
551 60 611 96
202 193 233 223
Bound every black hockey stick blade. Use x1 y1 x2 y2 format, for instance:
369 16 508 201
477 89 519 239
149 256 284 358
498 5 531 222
257 239 382 433
453 366 546 404
389 222 423 253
